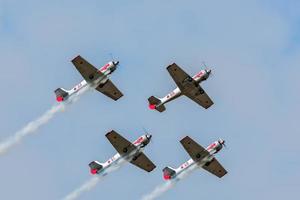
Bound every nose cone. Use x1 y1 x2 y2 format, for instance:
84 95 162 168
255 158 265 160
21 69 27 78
141 134 152 147
206 69 211 75
219 139 225 145
146 134 152 141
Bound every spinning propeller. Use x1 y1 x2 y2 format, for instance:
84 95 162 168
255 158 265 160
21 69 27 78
142 127 152 142
202 61 212 77
218 138 226 148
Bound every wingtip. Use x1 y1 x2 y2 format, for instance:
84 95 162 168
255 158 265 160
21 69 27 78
166 63 176 69
105 130 115 137
71 55 82 63
180 136 190 142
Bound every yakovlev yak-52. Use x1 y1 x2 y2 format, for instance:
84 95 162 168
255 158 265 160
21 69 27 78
148 63 213 112
89 130 156 175
163 136 227 180
55 55 123 102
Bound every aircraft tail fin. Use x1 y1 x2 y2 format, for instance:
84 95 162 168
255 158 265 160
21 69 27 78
54 88 69 102
148 96 166 112
163 166 176 180
89 161 104 175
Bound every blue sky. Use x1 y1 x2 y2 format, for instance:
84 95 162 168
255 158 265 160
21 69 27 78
0 0 300 199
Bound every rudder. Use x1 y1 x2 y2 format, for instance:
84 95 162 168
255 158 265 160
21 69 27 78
163 166 176 180
54 88 69 102
89 161 104 175
148 96 166 112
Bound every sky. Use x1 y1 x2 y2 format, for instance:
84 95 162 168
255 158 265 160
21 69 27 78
0 0 300 199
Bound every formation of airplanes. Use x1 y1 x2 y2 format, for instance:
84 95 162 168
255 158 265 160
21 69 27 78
54 55 227 194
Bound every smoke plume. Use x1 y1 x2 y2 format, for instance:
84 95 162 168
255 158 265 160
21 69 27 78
62 176 101 200
61 151 133 200
141 164 198 200
0 86 90 155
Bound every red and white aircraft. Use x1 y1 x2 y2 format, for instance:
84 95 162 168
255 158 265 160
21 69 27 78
89 130 156 176
55 55 123 102
163 136 227 180
148 63 213 112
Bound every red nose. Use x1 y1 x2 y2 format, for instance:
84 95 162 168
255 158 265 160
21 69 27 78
56 96 64 102
90 169 98 175
149 104 156 110
163 174 171 180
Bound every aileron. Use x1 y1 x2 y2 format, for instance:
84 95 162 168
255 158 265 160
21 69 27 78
130 153 156 172
96 80 123 101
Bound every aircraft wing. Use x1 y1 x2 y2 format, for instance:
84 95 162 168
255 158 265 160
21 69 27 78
106 130 136 156
180 136 210 162
167 63 192 91
95 80 123 101
72 55 103 83
202 158 227 178
167 63 213 109
130 153 156 172
184 85 214 109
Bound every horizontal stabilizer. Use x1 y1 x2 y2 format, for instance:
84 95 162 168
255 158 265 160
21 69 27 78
54 88 69 102
163 166 176 180
89 161 103 175
148 96 166 112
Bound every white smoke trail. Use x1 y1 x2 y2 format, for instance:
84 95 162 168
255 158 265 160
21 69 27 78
61 152 132 200
62 176 101 200
0 103 65 155
61 165 123 200
141 181 176 200
61 164 124 200
0 86 91 155
141 164 199 200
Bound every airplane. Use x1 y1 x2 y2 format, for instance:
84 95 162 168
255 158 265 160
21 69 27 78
89 130 156 176
163 136 227 180
54 55 123 102
148 63 213 112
